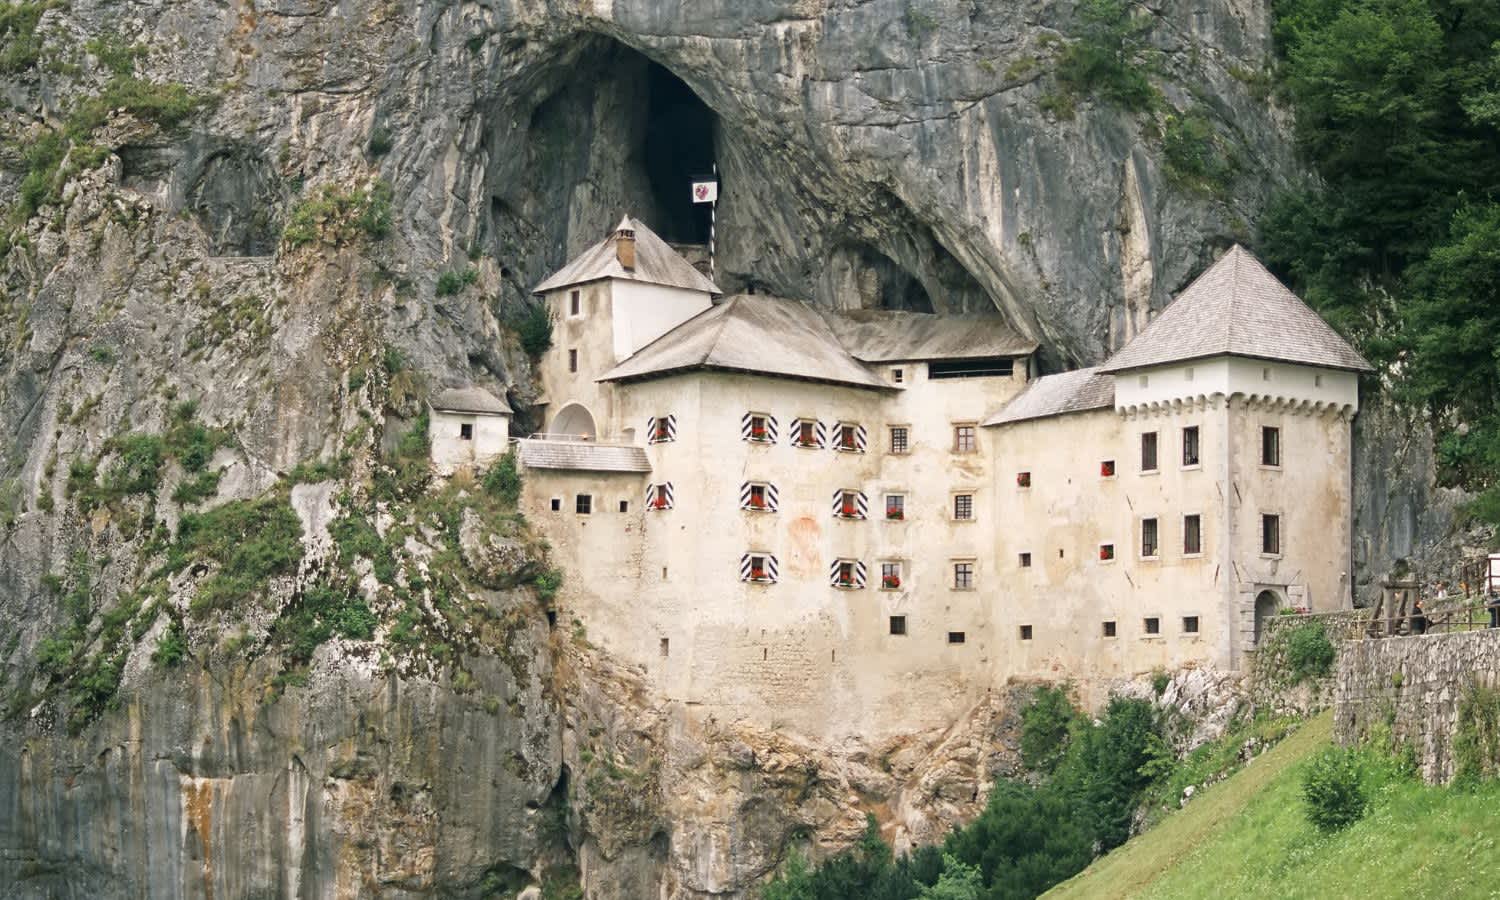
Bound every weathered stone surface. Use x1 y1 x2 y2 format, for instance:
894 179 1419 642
459 507 547 588
1334 629 1500 784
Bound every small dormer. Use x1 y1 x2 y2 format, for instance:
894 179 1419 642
429 386 512 474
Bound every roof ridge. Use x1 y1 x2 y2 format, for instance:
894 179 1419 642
697 295 743 365
1221 246 1240 362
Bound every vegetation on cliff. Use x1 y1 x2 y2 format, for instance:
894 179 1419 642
1261 0 1500 525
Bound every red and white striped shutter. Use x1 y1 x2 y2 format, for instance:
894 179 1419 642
830 489 868 518
855 425 868 452
646 482 674 510
740 413 779 443
827 559 867 588
646 416 656 442
741 553 779 583
828 559 844 586
854 560 868 588
740 482 779 511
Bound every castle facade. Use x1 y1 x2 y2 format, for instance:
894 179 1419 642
500 218 1368 740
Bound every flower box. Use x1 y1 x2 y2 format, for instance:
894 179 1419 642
651 496 669 510
1099 546 1114 561
749 426 768 440
750 568 767 581
749 498 767 510
1100 461 1115 477
840 504 858 518
882 576 901 590
886 507 904 520
836 578 855 588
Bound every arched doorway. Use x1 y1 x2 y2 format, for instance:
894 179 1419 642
1253 590 1282 648
550 403 597 441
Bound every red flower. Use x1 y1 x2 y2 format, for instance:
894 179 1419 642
841 503 857 517
750 568 767 580
651 494 669 509
1017 472 1032 487
882 575 901 589
1101 461 1115 477
886 507 904 520
1100 546 1113 560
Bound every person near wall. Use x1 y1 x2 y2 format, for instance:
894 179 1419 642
1411 596 1428 636
1489 591 1500 629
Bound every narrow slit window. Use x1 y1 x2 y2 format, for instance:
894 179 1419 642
1183 514 1202 555
929 358 1014 379
1182 426 1200 466
1262 426 1281 467
1262 514 1281 555
1141 517 1159 558
569 289 581 316
568 349 578 373
889 615 907 635
1141 432 1159 472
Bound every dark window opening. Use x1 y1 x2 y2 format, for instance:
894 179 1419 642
1142 518 1159 558
1101 459 1116 477
459 423 474 440
1019 625 1033 641
575 494 592 514
890 615 907 636
642 62 716 244
1019 552 1032 568
1103 620 1117 637
948 631 966 644
1183 425 1200 466
1099 543 1115 561
568 349 578 373
1262 426 1281 467
1262 514 1281 555
1144 617 1161 635
928 358 1015 379
953 562 974 589
569 289 581 316
660 637 669 656
1183 616 1200 634
618 500 629 513
953 494 974 520
546 610 557 628
1141 432 1159 472
1184 514 1202 554
550 498 561 512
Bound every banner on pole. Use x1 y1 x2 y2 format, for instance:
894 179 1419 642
691 179 718 204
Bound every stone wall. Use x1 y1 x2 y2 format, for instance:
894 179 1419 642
1334 629 1500 783
1247 611 1367 716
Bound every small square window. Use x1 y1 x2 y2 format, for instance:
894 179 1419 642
885 494 905 520
1141 432 1159 472
881 562 902 590
1019 552 1032 568
1099 543 1115 561
1183 616 1200 634
459 422 474 440
1184 514 1202 555
1144 617 1161 635
890 615 907 636
575 494 592 514
891 367 905 384
1262 367 1272 381
747 414 770 442
748 484 769 510
1262 426 1281 467
1262 513 1281 555
795 420 818 447
838 423 860 451
568 349 578 373
953 562 974 590
948 631 966 644
550 498 561 512
1019 625 1033 641
1103 620 1117 637
836 561 856 587
618 500 629 513
1314 374 1324 388
1100 459 1115 478
1185 366 1195 382
1141 517 1159 558
889 426 909 454
1138 374 1149 388
953 493 974 521
953 424 977 453
660 637 669 656
837 490 863 519
1016 471 1031 488
1182 426 1200 466
569 289 581 316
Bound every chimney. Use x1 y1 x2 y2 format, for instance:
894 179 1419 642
615 225 636 271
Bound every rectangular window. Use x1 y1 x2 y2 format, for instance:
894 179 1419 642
1183 615 1200 634
1103 620 1117 638
1262 514 1281 555
953 562 974 590
575 494 592 514
953 493 974 521
568 349 578 373
1100 459 1116 478
1144 617 1161 635
881 562 902 590
948 631 967 644
891 367 904 384
1182 426 1200 466
836 561 855 586
1184 514 1202 555
889 426 909 454
885 494 905 520
1019 552 1032 568
953 424 977 453
569 289 581 316
459 422 474 440
650 416 674 443
743 553 778 583
550 498 561 512
747 414 770 442
1016 471 1032 488
1141 517 1159 558
837 423 860 451
1141 432 1159 472
890 615 907 635
796 420 818 448
618 500 629 513
836 490 865 519
1262 426 1281 467
929 358 1014 379
1099 543 1115 562
1019 625 1033 641
749 484 767 509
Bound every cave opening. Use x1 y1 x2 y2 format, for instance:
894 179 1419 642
641 61 716 245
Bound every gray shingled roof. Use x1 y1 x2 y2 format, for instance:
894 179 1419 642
1098 245 1372 374
533 216 721 295
598 294 894 390
983 367 1115 426
516 439 651 474
430 386 512 415
822 309 1037 362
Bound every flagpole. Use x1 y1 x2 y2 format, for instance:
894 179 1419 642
709 162 717 284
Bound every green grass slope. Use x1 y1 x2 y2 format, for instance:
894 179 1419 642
1046 712 1500 900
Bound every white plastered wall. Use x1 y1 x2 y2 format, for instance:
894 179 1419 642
430 410 510 474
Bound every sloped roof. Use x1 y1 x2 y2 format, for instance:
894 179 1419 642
516 439 651 474
533 216 721 295
1098 245 1372 374
821 309 1037 362
598 294 894 390
430 386 512 415
983 367 1115 426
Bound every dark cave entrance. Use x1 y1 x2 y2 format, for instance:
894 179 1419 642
641 61 715 245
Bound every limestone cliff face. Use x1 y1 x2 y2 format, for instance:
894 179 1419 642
0 0 1452 896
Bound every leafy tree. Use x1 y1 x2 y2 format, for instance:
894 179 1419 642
1019 684 1077 774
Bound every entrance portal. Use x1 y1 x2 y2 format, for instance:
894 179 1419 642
550 403 597 441
1253 589 1282 648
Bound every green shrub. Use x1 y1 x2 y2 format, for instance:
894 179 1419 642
1054 0 1158 112
1302 746 1367 832
273 581 376 660
176 495 304 617
171 469 221 506
330 513 397 584
1285 621 1336 682
152 620 186 667
0 1 59 73
483 451 522 506
1020 684 1078 774
1454 681 1500 784
435 266 478 296
281 180 393 248
1162 109 1238 196
513 303 553 357
367 125 392 157
1151 668 1171 696
533 568 563 603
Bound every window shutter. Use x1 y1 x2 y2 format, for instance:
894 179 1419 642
827 559 868 589
666 414 677 441
646 416 655 440
741 413 778 443
646 482 674 510
855 560 867 589
739 482 779 512
855 425 868 452
741 553 778 583
831 490 867 518
828 559 843 586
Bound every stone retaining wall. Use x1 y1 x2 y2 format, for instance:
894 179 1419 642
1333 629 1500 783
